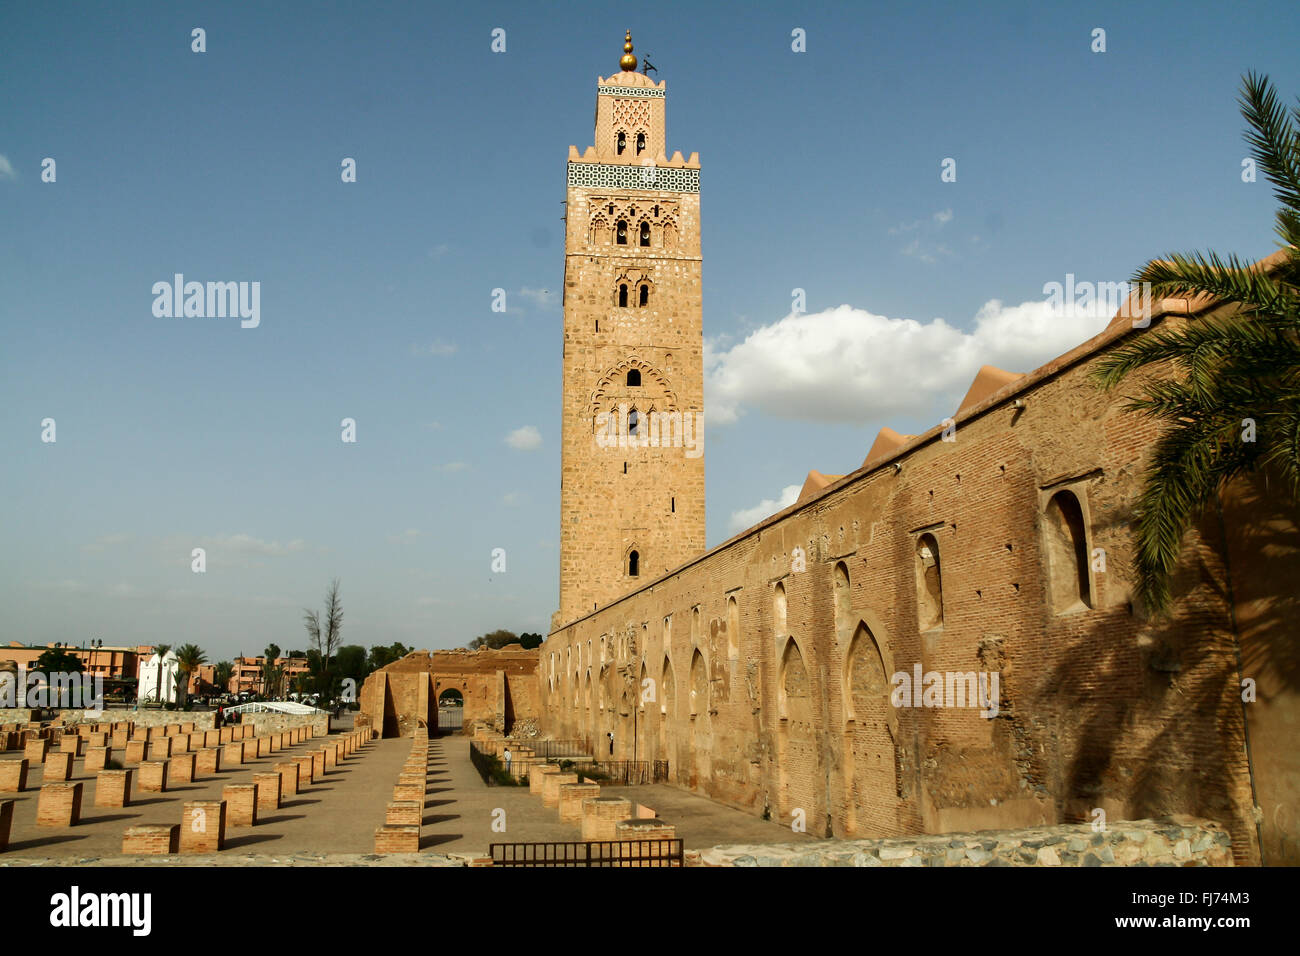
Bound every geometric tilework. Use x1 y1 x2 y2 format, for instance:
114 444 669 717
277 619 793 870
567 162 700 193
597 85 664 99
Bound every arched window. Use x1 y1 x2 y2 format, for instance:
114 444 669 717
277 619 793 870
774 581 788 637
690 649 707 716
639 222 651 246
1044 489 1092 612
727 595 739 661
639 283 649 306
616 131 627 155
616 220 628 245
833 562 851 640
915 533 944 630
628 550 640 577
618 283 628 307
627 369 641 387
636 132 646 155
628 408 639 435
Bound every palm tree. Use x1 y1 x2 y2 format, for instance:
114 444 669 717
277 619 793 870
172 643 207 709
149 644 172 704
1092 72 1299 614
213 660 234 694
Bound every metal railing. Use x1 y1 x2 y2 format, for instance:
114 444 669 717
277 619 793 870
490 839 683 867
549 759 669 785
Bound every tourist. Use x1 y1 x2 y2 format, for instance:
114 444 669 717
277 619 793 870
503 746 512 774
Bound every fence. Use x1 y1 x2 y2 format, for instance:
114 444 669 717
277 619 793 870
527 739 590 759
552 759 669 785
489 839 683 867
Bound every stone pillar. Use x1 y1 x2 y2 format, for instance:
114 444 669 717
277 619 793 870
44 751 73 782
542 772 579 808
36 782 83 826
222 784 258 826
530 763 561 796
322 745 337 769
275 761 299 796
111 728 130 750
24 738 49 763
204 730 221 748
94 769 133 808
253 773 281 812
0 799 13 851
169 753 196 784
84 746 111 774
311 750 325 779
241 739 258 762
386 801 421 826
123 825 178 855
294 754 314 786
559 782 601 824
613 819 679 866
195 748 221 776
223 741 244 767
138 761 168 792
582 796 633 841
125 739 146 764
0 758 29 793
374 825 419 854
180 800 225 853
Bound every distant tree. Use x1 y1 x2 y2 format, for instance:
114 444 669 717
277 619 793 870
34 646 85 675
303 579 344 697
468 629 519 650
261 643 283 697
518 632 544 650
213 661 234 692
335 644 368 689
173 643 207 708
367 642 412 672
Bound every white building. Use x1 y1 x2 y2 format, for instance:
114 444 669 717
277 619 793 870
137 649 180 704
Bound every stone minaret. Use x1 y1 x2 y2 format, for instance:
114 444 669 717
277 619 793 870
555 32 705 629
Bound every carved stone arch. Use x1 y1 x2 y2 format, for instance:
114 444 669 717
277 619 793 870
589 213 609 245
842 617 896 738
661 218 678 250
588 357 678 415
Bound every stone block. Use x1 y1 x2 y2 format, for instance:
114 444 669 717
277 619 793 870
180 800 225 853
36 782 82 827
94 769 132 808
223 784 258 826
253 772 281 812
0 759 29 793
123 824 178 855
138 761 168 792
374 825 419 854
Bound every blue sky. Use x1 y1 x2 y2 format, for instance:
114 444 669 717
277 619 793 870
2 0 1296 659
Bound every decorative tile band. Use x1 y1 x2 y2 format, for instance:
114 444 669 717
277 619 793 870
598 85 664 99
567 162 699 193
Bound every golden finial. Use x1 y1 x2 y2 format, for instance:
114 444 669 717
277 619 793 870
620 30 637 72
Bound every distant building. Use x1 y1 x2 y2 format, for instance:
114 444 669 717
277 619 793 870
137 649 180 704
229 656 311 696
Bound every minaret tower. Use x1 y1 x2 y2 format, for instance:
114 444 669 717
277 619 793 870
555 32 705 628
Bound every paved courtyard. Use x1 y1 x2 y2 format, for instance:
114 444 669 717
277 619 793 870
3 726 818 862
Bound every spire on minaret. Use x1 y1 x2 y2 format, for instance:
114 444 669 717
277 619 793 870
620 30 637 72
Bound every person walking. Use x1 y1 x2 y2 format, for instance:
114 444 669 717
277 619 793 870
503 746 512 775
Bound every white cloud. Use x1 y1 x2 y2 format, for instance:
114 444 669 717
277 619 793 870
206 533 306 556
705 298 1111 426
729 484 801 534
933 208 953 225
502 491 525 507
0 155 14 180
436 461 469 473
505 425 542 451
410 340 457 356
